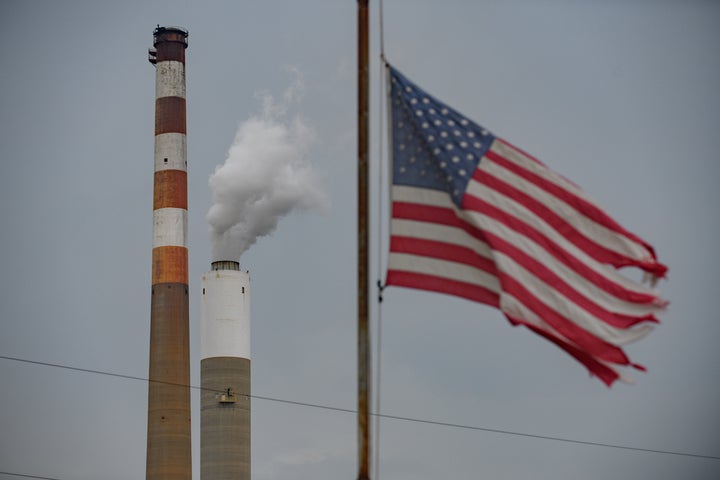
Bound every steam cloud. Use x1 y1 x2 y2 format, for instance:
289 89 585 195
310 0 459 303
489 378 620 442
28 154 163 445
207 70 328 261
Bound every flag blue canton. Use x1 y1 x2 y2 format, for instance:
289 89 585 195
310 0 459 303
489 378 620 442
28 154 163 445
390 66 496 207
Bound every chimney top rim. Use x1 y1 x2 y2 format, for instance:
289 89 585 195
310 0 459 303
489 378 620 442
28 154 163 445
211 261 240 271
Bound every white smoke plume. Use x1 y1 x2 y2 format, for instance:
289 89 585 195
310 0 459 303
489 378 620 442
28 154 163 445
207 70 328 261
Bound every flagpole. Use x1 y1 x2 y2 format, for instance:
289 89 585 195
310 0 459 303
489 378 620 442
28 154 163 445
357 0 371 479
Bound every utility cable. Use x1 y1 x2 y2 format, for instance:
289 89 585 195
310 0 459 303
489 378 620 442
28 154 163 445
1 354 719 461
0 471 64 480
376 412 720 461
374 0 388 478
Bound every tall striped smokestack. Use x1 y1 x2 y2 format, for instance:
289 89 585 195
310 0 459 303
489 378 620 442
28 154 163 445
201 261 251 480
146 26 191 480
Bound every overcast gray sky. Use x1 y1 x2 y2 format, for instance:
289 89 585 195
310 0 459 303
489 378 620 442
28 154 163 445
1 1 719 479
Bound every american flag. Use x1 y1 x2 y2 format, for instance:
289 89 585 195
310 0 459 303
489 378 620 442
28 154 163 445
385 65 668 386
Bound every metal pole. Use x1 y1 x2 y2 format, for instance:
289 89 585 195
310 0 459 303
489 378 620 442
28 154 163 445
357 1 371 479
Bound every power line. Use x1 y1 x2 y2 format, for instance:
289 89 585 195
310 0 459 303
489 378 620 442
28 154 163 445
0 471 64 480
2 354 719 461
376 412 720 461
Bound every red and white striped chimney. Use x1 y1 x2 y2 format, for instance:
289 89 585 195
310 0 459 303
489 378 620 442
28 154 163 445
146 25 191 480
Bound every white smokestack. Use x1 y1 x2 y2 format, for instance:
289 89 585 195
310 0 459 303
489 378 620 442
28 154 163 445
200 260 251 479
207 69 329 261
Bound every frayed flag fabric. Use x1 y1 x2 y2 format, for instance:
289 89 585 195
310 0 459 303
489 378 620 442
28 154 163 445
385 64 668 386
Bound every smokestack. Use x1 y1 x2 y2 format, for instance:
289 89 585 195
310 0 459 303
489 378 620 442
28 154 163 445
146 26 191 480
201 261 251 480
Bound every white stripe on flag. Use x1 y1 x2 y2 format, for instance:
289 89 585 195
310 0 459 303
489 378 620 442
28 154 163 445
392 185 454 207
490 140 591 206
464 209 662 317
388 252 501 294
465 179 658 297
391 218 494 260
480 157 652 261
500 293 635 384
492 250 654 346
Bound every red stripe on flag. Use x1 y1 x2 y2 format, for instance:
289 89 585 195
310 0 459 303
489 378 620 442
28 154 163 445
495 138 545 166
390 236 497 275
485 146 667 277
499 273 632 365
392 201 462 226
483 231 659 328
393 201 493 249
508 316 620 387
463 194 659 305
386 270 500 307
473 167 643 271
